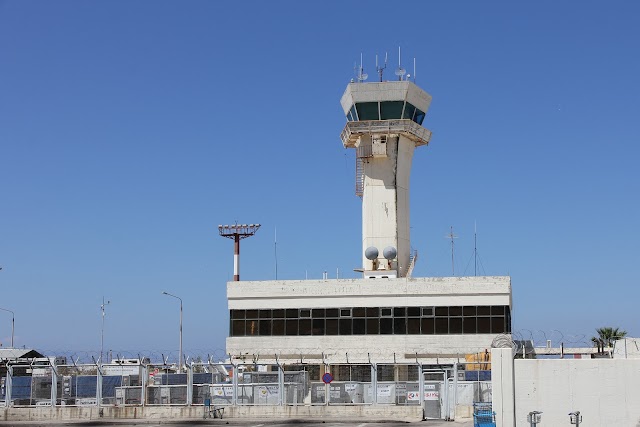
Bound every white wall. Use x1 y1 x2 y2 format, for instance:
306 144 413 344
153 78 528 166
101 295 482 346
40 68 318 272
227 334 502 364
227 276 512 310
492 348 640 426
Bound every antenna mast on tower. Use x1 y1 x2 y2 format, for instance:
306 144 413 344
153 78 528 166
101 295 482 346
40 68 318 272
395 46 406 81
446 226 458 276
355 53 368 83
376 52 388 82
474 221 477 276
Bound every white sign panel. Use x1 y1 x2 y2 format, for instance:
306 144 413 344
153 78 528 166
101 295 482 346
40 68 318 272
378 385 392 397
425 391 439 401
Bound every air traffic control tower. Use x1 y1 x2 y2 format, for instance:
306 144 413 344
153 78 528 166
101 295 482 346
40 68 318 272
226 66 512 365
340 81 432 278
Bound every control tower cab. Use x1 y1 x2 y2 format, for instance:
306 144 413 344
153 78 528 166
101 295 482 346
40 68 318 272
340 81 432 278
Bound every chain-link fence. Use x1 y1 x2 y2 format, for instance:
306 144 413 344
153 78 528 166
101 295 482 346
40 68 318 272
1 358 494 421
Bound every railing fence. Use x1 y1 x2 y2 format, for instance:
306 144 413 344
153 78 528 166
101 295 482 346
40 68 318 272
1 360 491 418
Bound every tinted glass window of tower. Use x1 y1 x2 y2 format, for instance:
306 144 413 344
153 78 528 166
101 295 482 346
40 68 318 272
348 101 425 125
230 305 511 337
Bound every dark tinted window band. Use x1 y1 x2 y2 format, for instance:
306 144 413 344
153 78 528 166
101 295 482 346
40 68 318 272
230 306 511 337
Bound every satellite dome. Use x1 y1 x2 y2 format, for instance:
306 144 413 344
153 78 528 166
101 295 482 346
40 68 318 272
383 246 397 260
364 246 379 260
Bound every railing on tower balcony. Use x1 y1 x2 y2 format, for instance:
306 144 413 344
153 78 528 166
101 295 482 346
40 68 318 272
341 119 432 148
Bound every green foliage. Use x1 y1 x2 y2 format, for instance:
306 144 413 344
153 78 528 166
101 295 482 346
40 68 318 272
591 326 627 350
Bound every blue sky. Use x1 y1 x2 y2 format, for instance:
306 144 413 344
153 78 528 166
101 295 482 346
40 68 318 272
1 1 639 355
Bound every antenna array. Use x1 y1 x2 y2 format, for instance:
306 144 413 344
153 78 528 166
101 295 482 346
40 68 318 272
353 48 419 82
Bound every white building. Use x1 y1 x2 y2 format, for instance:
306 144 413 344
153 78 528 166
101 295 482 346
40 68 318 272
226 74 512 366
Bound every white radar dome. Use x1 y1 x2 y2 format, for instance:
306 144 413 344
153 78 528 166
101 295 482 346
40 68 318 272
383 246 397 260
365 246 379 260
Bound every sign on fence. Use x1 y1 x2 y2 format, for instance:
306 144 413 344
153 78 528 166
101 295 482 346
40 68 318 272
406 391 440 401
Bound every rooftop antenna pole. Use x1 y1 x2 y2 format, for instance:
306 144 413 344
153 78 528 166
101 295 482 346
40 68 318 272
100 297 110 364
446 226 458 276
218 223 261 281
357 53 368 83
413 57 416 83
376 52 387 82
395 46 406 81
274 227 278 280
474 221 477 276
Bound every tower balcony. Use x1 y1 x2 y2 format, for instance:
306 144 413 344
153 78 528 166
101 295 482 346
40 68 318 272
341 119 432 149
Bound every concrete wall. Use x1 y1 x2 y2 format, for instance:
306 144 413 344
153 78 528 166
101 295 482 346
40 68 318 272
613 338 640 359
228 334 502 364
227 276 512 309
492 348 640 426
2 405 423 422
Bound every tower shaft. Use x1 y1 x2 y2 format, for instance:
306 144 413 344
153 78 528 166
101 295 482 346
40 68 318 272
340 81 432 278
360 134 415 277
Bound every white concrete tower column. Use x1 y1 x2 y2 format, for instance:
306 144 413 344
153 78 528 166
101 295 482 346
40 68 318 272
340 81 432 278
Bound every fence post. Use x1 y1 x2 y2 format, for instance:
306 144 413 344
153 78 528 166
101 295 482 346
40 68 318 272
418 363 424 412
96 361 103 408
453 362 458 419
6 365 13 407
231 362 238 406
140 362 147 406
278 362 284 406
51 363 58 406
29 360 35 404
370 363 377 405
324 363 329 406
187 363 193 405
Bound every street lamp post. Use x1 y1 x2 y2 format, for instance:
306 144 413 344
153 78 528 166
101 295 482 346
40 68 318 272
162 291 183 370
100 297 110 363
0 307 14 348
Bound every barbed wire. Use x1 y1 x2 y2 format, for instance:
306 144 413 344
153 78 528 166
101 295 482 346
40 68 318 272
511 329 592 348
31 331 596 364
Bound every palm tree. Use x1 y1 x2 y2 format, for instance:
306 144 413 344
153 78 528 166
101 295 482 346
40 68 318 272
591 336 603 353
591 327 627 350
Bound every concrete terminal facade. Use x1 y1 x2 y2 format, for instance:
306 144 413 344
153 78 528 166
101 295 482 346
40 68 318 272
227 276 512 363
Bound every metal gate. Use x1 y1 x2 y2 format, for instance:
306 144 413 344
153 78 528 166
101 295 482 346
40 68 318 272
422 369 449 420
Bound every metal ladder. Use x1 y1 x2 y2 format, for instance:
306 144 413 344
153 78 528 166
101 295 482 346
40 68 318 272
355 156 364 198
407 249 418 278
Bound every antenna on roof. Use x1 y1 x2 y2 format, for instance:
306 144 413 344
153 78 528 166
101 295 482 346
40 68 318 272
395 46 406 81
445 226 458 276
376 52 388 82
473 221 477 276
355 53 368 83
413 57 416 83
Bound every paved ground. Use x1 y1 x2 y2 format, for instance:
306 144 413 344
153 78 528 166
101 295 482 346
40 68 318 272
0 420 474 427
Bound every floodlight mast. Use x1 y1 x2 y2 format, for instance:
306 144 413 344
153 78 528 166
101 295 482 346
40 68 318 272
218 223 261 281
